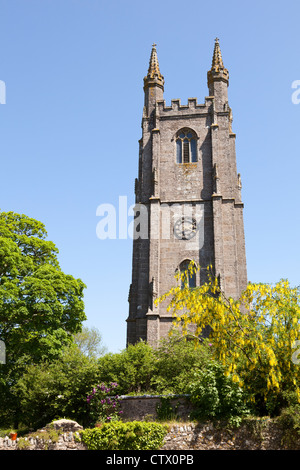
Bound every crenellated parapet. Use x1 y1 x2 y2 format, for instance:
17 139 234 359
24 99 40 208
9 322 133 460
156 97 212 115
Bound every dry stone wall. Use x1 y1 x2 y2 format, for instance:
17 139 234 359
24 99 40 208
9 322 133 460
0 431 86 450
0 419 87 451
1 407 300 450
161 419 300 450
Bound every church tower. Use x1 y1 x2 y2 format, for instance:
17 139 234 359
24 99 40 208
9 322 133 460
126 39 247 347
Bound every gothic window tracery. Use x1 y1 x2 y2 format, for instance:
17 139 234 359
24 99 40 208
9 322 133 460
176 129 197 164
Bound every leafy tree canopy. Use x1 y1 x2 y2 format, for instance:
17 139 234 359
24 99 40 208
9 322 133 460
0 211 86 364
73 326 107 358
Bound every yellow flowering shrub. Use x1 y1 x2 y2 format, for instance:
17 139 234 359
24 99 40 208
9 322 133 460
156 264 300 405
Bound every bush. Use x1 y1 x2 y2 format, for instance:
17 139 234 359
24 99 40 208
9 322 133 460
97 341 155 394
11 344 102 429
97 336 212 396
80 421 168 450
187 361 251 425
277 404 300 435
151 335 213 394
86 382 122 425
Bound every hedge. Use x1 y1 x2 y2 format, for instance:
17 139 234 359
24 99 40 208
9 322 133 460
80 421 168 450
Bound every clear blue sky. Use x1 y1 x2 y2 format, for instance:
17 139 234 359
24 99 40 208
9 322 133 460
0 0 299 353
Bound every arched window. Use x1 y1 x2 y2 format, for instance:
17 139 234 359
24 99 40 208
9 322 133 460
176 129 197 164
179 260 196 289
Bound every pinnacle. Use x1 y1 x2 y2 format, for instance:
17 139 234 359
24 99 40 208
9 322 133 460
207 37 229 85
211 37 224 71
145 43 164 84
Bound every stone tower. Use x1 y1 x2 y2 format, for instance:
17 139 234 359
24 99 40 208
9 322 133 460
126 39 247 347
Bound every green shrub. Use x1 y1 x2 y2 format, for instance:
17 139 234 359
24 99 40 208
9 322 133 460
17 438 32 450
86 382 122 425
151 335 213 394
97 341 156 394
80 421 168 450
11 344 101 428
187 361 251 425
276 404 300 447
277 404 300 435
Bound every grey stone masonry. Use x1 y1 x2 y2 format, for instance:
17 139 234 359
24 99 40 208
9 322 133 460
126 40 247 347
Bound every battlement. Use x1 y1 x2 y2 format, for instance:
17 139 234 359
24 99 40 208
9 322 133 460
156 96 214 116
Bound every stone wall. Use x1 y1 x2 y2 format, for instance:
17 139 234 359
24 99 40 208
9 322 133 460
162 419 300 450
0 431 86 450
0 419 87 451
119 394 193 421
1 417 300 451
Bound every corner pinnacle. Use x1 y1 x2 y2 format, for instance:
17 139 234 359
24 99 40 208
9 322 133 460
211 37 224 70
144 43 164 90
207 37 229 86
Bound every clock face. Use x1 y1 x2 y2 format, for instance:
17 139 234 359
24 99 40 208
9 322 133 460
174 217 198 240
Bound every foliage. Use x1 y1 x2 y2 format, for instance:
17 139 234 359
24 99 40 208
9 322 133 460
17 424 62 450
0 428 15 438
0 211 86 427
73 326 107 358
86 382 122 425
157 263 300 411
10 343 101 429
277 404 300 435
97 340 156 394
0 211 86 365
80 421 168 450
97 336 213 396
151 333 213 394
187 361 251 425
16 438 32 450
276 404 300 447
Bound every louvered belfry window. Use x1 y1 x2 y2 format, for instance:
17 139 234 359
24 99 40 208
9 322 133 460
176 129 197 164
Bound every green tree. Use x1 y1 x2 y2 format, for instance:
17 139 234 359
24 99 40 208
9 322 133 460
0 211 86 426
73 326 107 358
0 211 86 363
152 333 213 394
13 343 101 428
97 341 156 394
